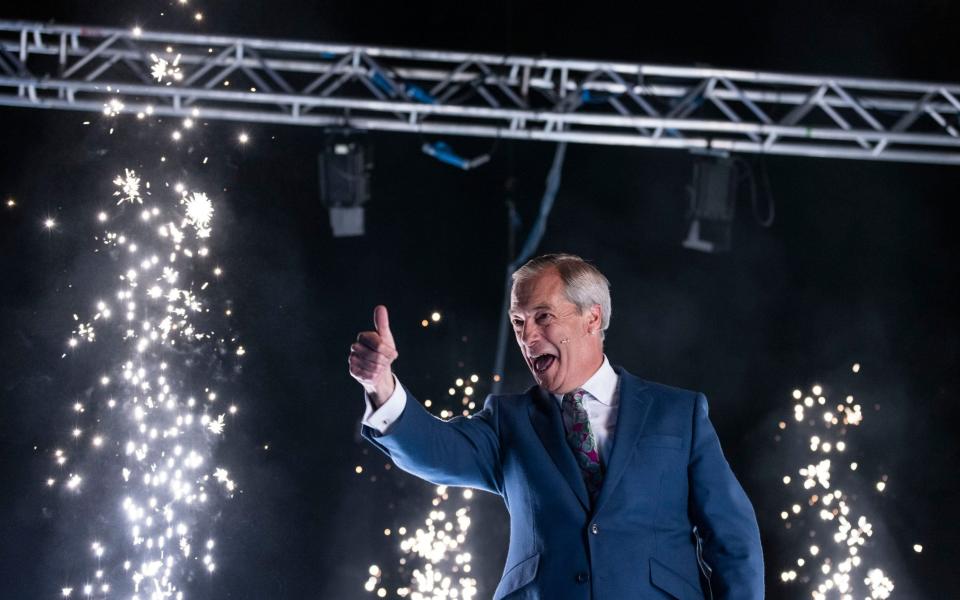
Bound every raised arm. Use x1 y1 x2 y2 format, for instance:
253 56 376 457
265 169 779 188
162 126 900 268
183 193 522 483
349 305 503 494
362 389 503 494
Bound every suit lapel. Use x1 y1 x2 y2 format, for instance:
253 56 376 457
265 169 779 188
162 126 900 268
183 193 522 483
528 386 590 512
593 367 652 516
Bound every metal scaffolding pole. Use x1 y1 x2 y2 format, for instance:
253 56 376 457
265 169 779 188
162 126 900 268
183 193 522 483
2 20 960 164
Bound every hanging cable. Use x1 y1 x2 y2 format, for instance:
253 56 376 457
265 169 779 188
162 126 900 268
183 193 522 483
754 155 775 227
732 156 775 228
491 142 568 393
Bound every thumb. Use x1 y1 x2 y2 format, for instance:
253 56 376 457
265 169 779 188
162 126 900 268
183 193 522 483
373 305 395 346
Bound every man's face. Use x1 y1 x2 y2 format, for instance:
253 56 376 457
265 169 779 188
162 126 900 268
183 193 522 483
510 268 603 395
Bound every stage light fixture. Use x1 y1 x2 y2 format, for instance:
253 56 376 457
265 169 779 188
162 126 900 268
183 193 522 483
318 130 372 237
682 154 738 253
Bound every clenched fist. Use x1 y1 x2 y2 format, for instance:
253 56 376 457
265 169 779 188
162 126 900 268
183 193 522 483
348 305 399 407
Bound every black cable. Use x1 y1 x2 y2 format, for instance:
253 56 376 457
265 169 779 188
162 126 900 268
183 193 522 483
732 156 775 228
753 155 775 227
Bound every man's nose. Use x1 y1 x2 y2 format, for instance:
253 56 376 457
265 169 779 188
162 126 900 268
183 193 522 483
520 322 541 346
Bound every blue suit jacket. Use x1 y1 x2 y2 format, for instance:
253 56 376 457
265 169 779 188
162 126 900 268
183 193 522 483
362 366 764 599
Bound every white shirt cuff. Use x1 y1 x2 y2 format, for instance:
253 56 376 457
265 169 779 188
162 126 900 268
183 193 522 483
362 374 407 434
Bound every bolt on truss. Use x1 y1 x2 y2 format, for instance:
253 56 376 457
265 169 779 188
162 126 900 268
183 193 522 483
3 20 960 164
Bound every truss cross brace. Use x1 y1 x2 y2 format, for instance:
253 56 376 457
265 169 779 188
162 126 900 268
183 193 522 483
2 20 960 164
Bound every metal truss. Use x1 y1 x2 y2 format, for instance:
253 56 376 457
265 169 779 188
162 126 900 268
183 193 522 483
3 20 960 164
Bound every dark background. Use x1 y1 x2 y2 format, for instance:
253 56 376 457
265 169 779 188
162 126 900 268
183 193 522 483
1 1 958 598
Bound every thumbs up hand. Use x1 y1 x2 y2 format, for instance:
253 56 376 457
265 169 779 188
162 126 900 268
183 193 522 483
349 305 399 406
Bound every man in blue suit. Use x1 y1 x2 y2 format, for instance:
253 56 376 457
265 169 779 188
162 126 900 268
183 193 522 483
349 254 764 599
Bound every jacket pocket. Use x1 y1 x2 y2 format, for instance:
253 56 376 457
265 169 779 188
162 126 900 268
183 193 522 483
650 556 704 600
493 552 540 600
636 434 683 450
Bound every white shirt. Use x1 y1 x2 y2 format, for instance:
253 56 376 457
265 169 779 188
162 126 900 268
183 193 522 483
550 355 619 467
363 355 621 465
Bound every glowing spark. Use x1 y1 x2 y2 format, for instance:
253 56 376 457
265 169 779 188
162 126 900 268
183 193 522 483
238 133 249 144
864 569 894 598
206 413 226 435
113 169 142 205
44 217 56 229
182 192 214 236
213 468 235 492
76 322 95 342
150 54 183 83
102 98 124 117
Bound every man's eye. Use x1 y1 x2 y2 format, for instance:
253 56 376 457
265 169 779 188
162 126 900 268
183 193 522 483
512 319 523 327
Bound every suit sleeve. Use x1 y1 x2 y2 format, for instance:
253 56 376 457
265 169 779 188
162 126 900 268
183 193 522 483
362 375 407 434
688 392 765 599
360 385 503 495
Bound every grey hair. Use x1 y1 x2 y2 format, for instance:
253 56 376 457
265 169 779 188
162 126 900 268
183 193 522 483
512 253 612 339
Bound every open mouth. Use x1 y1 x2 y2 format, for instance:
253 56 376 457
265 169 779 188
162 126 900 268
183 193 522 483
532 353 557 374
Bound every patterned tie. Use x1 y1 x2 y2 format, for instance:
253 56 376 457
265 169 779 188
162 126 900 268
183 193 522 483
561 388 604 503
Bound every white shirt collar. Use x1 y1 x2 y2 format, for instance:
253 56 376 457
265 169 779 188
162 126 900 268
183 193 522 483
551 355 618 406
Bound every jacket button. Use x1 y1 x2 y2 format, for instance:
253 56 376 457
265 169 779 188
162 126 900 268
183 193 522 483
575 571 590 584
590 522 599 535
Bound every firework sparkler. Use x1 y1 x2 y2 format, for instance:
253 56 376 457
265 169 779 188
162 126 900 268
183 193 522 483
366 484 478 600
776 365 895 600
51 166 241 599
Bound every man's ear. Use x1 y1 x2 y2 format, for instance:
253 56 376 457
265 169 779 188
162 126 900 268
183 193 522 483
587 303 602 333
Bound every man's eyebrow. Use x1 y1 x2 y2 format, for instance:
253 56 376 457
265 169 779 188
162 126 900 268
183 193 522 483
510 303 554 315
